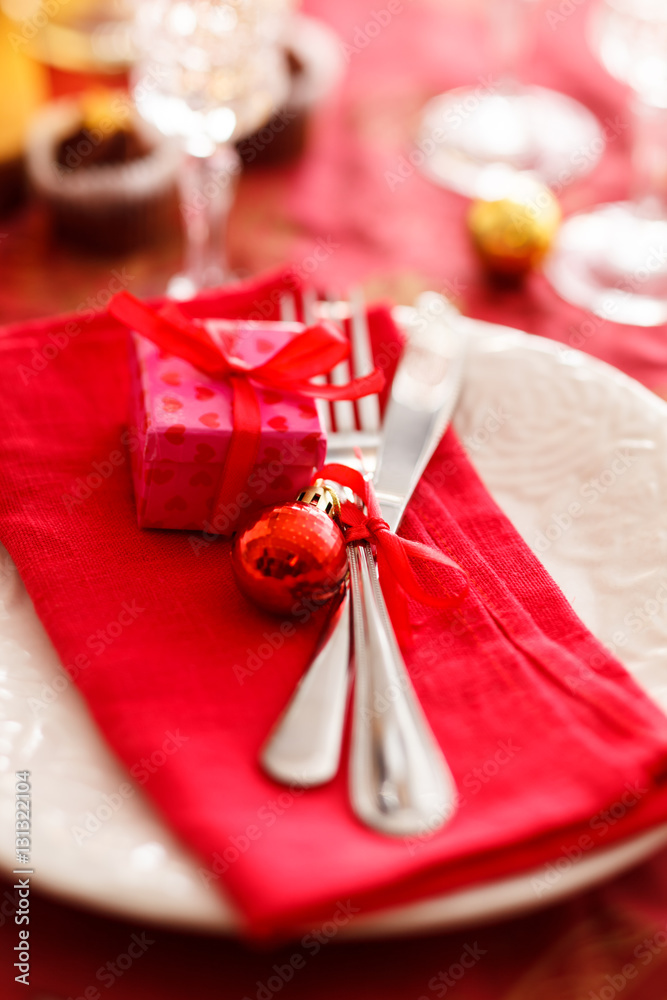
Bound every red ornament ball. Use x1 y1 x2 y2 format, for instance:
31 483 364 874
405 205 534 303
232 501 348 616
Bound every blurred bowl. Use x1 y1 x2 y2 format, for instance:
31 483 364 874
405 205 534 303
26 94 182 254
237 13 345 169
0 11 48 216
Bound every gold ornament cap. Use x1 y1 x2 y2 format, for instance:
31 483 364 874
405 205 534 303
296 479 341 519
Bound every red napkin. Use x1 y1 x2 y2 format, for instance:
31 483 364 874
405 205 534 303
2 270 667 939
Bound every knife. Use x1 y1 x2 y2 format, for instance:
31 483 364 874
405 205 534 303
348 293 467 836
261 294 467 835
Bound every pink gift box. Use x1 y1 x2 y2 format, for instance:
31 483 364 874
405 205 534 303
128 318 327 533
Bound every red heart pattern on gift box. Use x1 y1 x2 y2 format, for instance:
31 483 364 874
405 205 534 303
147 468 175 485
162 396 183 413
164 424 186 445
194 443 216 463
195 386 216 400
198 413 221 429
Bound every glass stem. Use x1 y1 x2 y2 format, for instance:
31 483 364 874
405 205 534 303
630 95 667 216
178 142 241 290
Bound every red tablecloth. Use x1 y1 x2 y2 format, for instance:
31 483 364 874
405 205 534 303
3 857 667 999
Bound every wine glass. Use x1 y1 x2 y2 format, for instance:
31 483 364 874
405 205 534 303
545 0 667 326
417 0 604 199
132 0 290 297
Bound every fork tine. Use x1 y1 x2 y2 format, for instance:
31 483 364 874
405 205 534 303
348 287 381 434
279 292 297 323
325 291 357 434
301 288 332 434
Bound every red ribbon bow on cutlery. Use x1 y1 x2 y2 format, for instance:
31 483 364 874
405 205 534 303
318 462 469 641
108 292 384 530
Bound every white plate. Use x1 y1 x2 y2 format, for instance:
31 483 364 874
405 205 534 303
2 318 667 937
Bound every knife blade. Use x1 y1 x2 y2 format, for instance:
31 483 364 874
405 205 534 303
374 294 467 531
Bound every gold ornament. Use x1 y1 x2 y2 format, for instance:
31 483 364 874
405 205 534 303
468 176 561 278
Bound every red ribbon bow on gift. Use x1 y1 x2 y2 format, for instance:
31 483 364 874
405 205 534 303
317 463 469 642
108 291 385 529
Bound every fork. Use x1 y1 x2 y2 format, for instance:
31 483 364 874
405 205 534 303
260 289 380 788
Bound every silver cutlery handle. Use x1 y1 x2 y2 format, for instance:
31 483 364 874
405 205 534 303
348 542 457 837
260 591 351 787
